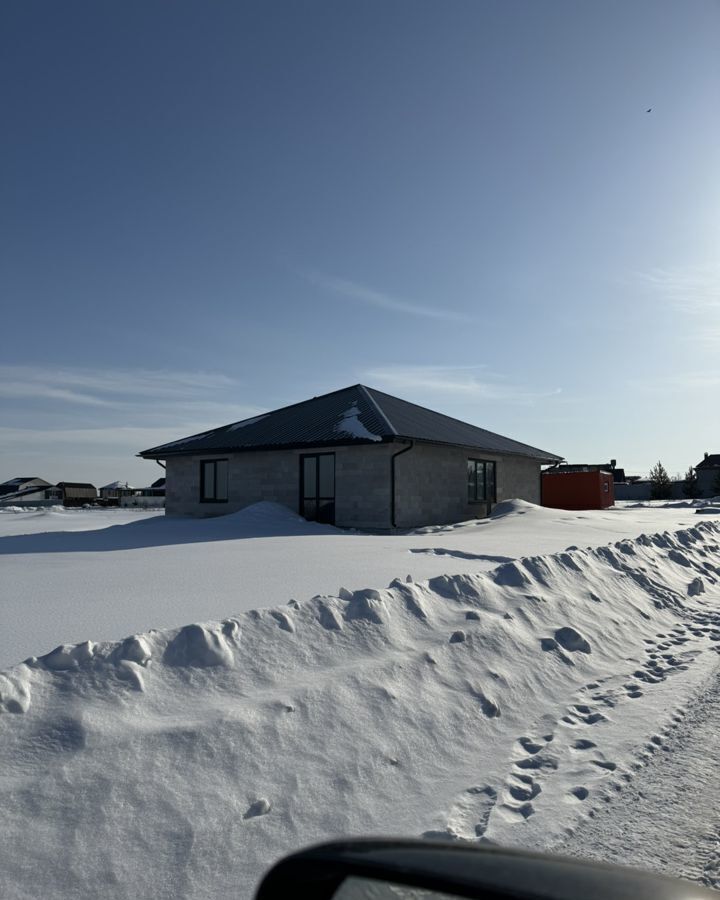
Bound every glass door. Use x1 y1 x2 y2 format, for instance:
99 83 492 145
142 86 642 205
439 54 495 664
300 453 335 524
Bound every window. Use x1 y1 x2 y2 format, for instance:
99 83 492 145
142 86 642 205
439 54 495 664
467 459 496 503
300 453 335 524
200 459 228 502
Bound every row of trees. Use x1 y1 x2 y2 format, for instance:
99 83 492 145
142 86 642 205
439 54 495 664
648 461 720 500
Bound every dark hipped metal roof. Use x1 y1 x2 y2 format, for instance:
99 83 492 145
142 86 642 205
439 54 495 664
139 384 561 462
696 454 720 469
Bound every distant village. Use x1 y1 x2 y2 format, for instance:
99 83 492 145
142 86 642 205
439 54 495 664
0 476 165 508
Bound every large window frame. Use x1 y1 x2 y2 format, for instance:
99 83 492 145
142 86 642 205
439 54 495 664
200 458 229 503
299 452 335 525
467 458 497 504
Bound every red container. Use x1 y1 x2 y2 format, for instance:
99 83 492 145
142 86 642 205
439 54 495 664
541 469 614 510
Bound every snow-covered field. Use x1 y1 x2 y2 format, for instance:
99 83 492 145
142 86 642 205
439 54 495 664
1 500 717 667
1 501 720 899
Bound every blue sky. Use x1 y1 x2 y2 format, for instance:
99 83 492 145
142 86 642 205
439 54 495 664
1 0 718 486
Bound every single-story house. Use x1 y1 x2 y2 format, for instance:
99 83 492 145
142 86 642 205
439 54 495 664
98 481 136 506
138 384 561 529
119 478 166 508
541 464 615 510
100 481 136 499
0 477 53 497
55 482 97 507
695 453 720 498
0 479 63 507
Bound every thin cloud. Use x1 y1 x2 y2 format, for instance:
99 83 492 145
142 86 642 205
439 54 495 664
629 371 720 392
306 272 474 322
637 265 720 313
0 425 232 450
0 365 239 407
363 364 562 404
0 365 261 460
683 328 720 347
0 381 109 406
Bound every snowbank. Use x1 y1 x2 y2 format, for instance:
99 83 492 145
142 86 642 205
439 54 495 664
410 499 590 535
2 500 718 670
1 520 719 899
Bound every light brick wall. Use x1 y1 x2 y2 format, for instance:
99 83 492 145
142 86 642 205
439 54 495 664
335 444 395 529
165 444 395 529
165 442 543 530
393 442 543 529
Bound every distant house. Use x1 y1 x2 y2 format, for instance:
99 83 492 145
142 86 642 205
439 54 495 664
145 477 166 496
695 453 720 497
541 464 614 510
0 478 62 507
0 477 53 497
99 481 136 505
55 482 97 507
138 384 561 529
119 478 166 508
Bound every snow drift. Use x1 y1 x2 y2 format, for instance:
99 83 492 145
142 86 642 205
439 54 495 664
1 520 720 899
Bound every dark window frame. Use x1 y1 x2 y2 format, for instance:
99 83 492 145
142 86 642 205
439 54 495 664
199 458 229 503
299 452 336 524
467 458 497 504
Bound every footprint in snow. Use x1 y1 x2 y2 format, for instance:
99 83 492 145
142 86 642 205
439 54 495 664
428 784 498 840
244 798 271 819
591 759 617 772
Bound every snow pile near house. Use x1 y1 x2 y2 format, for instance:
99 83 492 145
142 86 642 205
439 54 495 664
410 500 564 535
1 520 720 899
217 500 341 535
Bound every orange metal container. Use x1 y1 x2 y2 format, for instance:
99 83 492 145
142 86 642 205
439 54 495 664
541 470 614 510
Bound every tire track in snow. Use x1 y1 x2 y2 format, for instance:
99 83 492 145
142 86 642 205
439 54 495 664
555 649 720 889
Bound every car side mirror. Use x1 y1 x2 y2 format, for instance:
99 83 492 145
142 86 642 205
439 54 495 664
255 838 713 900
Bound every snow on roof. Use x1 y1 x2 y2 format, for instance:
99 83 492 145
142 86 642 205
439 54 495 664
334 403 382 442
100 481 134 490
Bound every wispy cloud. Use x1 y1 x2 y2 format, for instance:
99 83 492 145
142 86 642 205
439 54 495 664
0 365 238 406
0 363 261 444
689 328 720 346
0 381 109 406
637 265 720 314
0 425 227 450
0 365 262 482
629 371 720 392
306 272 473 322
362 364 562 404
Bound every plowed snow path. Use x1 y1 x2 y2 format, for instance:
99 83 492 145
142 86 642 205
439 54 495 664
557 652 720 889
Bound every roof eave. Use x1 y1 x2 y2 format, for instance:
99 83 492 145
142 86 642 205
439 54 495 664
393 434 562 463
139 434 561 463
137 435 397 459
